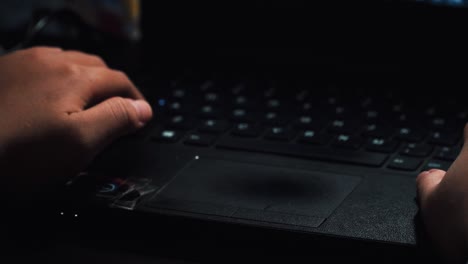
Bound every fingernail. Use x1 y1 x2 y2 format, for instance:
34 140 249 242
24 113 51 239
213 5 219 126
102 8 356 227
130 100 153 125
419 170 430 177
416 171 429 183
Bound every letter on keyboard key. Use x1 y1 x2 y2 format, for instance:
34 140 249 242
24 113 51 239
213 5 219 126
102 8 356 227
422 160 452 171
151 129 183 143
387 156 422 171
183 133 216 146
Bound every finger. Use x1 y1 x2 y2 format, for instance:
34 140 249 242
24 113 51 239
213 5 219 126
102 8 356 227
30 46 63 52
82 67 144 107
416 169 447 208
15 46 62 57
461 123 468 153
33 46 63 53
73 97 152 152
62 50 107 67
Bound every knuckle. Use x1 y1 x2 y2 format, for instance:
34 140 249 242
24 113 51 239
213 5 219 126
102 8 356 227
21 47 62 71
90 55 106 65
112 70 131 84
59 63 82 77
27 47 50 61
107 97 139 128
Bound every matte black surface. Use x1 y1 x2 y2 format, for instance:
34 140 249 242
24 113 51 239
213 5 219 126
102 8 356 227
150 158 361 228
216 136 388 167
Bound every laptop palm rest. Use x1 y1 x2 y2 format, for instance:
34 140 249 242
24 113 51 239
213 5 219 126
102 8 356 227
149 158 361 228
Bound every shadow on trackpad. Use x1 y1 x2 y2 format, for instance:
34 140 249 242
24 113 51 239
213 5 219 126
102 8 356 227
149 159 361 228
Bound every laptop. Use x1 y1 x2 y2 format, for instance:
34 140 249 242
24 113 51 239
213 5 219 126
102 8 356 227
55 0 468 263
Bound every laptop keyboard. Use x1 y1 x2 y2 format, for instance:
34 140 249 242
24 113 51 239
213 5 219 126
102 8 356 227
144 77 465 173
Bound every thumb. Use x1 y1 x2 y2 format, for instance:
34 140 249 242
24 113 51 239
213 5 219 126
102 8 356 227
74 96 152 151
462 123 468 153
416 169 446 208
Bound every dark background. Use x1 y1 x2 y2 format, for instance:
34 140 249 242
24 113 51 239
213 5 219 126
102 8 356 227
1 0 468 263
3 0 468 74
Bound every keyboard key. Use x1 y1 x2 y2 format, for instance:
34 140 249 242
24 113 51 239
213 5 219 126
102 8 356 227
427 131 460 146
434 146 461 161
363 110 380 121
400 143 433 157
198 119 230 133
332 134 363 149
395 127 426 142
266 98 281 109
332 106 347 116
328 120 361 134
183 133 216 146
425 117 457 131
151 129 183 143
326 96 339 106
297 130 333 145
166 101 186 114
362 123 394 138
262 112 290 126
422 160 452 171
295 90 309 102
298 102 314 113
262 86 275 98
390 113 420 126
198 79 215 90
164 115 195 130
231 123 263 137
204 92 220 104
293 116 327 130
387 156 422 171
172 89 186 99
231 84 245 95
264 127 296 141
198 105 223 118
216 137 388 167
229 109 255 122
365 138 398 153
232 96 254 108
423 106 437 117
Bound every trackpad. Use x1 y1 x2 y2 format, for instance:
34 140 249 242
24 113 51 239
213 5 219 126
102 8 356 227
149 159 361 228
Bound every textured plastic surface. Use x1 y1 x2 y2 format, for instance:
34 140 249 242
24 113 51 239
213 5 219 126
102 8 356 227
150 158 361 228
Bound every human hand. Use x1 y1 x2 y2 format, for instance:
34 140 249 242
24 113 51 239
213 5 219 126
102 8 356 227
0 47 152 204
417 125 468 264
